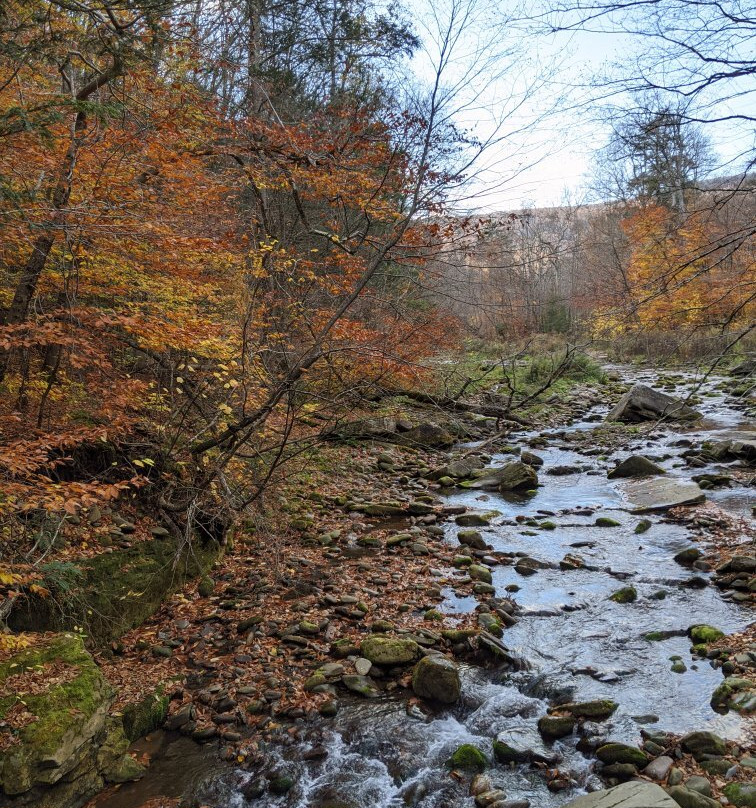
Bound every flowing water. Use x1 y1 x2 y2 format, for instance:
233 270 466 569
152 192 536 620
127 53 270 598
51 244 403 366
98 368 755 808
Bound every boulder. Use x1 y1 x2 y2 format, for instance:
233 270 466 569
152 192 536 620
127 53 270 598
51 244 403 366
687 625 724 644
396 422 454 448
538 715 576 740
0 634 143 806
411 655 461 704
430 456 485 480
360 636 419 665
447 744 487 771
665 786 720 808
458 530 487 550
608 455 666 479
498 462 539 491
561 782 678 807
324 416 398 440
606 384 701 423
558 700 618 721
596 743 647 767
464 462 537 491
680 731 727 760
621 478 706 513
521 451 544 467
731 357 755 377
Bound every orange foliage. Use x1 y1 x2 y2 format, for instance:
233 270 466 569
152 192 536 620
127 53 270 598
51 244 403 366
617 204 755 330
0 1 449 555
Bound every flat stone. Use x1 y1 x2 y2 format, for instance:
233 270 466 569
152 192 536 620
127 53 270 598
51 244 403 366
620 478 706 513
606 384 701 423
561 781 678 807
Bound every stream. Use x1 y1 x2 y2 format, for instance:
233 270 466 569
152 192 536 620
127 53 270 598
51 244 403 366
98 367 754 808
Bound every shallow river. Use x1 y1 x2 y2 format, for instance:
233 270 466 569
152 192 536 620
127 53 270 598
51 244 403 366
99 367 755 808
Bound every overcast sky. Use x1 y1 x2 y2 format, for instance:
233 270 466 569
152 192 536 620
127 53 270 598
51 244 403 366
407 0 755 212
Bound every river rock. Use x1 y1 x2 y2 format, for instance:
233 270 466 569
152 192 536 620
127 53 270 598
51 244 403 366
448 744 488 771
465 462 537 491
342 675 380 697
644 756 674 781
609 586 637 603
710 677 755 713
396 422 455 448
665 786 720 808
459 529 487 550
723 783 756 807
411 655 461 704
561 781 678 807
680 731 727 759
687 625 724 644
521 451 543 467
431 456 485 480
0 634 144 806
608 455 666 479
360 636 419 665
621 478 706 513
673 548 702 565
493 732 560 765
717 556 756 575
558 700 618 721
538 715 576 740
498 462 538 491
596 743 647 767
469 564 493 584
731 357 755 377
606 384 701 423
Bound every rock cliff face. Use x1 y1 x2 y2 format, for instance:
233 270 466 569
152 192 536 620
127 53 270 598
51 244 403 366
0 634 143 808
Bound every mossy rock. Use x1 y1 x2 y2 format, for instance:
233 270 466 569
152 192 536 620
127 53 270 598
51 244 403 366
688 624 725 644
120 685 170 741
710 678 755 714
0 633 140 798
558 700 618 721
723 783 756 807
538 715 576 740
595 517 621 527
441 629 478 643
610 586 637 604
596 743 647 767
634 519 652 534
9 538 221 645
360 636 419 665
468 564 492 584
447 743 488 771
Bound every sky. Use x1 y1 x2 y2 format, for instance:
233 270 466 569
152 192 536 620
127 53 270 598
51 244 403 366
406 0 756 212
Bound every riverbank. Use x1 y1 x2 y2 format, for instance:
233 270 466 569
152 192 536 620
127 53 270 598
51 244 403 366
3 359 754 808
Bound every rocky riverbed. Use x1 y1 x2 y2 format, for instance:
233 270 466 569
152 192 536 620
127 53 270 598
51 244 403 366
91 365 754 808
4 364 753 808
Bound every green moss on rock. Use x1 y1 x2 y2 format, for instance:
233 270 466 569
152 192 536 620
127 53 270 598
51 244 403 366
0 633 142 801
610 586 638 604
120 685 170 741
688 624 725 644
9 538 221 644
447 744 488 771
360 636 419 665
723 783 756 807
